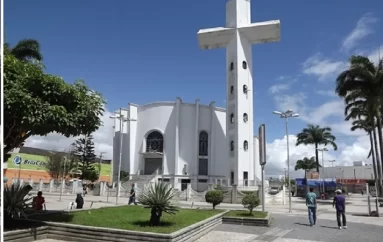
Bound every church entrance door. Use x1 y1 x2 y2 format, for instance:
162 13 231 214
144 158 162 175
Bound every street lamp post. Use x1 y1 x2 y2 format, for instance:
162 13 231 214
317 148 328 193
110 108 137 205
59 156 67 202
273 109 299 213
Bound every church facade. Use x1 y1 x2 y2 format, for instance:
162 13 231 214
112 97 261 191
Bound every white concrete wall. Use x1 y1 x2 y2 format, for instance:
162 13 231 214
319 165 375 180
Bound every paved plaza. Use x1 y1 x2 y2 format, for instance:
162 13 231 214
35 193 383 242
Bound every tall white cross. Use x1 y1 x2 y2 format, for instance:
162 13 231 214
197 0 280 186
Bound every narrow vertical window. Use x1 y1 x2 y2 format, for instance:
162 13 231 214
230 141 234 151
243 85 248 93
230 62 234 71
242 61 247 69
230 85 234 95
230 113 234 124
244 140 248 151
243 113 248 122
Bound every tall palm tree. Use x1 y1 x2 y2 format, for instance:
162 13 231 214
350 118 379 183
336 55 383 194
295 156 319 179
296 124 338 172
4 39 43 62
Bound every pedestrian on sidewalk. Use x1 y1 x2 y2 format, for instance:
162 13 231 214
333 189 347 230
306 187 317 226
128 183 138 205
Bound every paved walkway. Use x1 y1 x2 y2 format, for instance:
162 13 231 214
196 214 383 242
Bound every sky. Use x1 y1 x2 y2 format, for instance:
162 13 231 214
5 0 383 177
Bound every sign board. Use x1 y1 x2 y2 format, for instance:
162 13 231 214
307 171 320 179
12 155 47 167
337 179 366 185
258 124 266 166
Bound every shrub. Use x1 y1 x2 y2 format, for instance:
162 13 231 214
205 190 224 209
3 184 33 226
137 182 179 226
241 193 260 215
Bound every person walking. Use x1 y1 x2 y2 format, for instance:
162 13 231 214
128 183 138 205
333 189 347 229
306 187 317 226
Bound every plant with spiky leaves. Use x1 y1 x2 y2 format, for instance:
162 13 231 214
3 184 33 225
137 182 179 226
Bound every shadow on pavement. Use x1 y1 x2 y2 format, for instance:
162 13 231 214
294 222 311 227
320 225 339 230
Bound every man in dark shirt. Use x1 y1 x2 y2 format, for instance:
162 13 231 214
333 189 347 229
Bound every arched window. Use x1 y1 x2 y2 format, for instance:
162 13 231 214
230 85 234 95
230 62 234 71
243 113 248 122
199 131 208 156
230 113 234 124
242 61 247 69
244 140 248 151
146 131 164 152
230 141 234 151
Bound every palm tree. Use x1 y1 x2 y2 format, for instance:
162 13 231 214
137 182 178 226
296 124 338 172
4 39 43 62
336 55 383 194
295 157 319 179
350 118 379 183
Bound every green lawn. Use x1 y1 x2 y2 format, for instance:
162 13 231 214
32 206 223 234
7 153 112 176
224 210 268 218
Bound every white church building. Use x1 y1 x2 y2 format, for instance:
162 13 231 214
112 0 280 192
112 98 262 191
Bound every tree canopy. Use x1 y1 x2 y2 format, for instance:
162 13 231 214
296 124 337 172
3 41 106 160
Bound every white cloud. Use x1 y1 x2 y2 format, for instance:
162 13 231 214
316 90 338 98
302 53 348 81
341 13 379 52
265 134 371 177
367 45 383 64
268 83 290 94
25 108 115 159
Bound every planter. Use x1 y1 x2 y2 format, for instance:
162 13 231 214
4 211 227 242
222 212 272 227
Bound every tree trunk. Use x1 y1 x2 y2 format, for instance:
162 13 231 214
315 143 319 172
376 119 383 183
150 208 162 226
369 132 378 183
372 127 383 197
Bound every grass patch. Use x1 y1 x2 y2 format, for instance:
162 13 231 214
225 210 268 219
32 206 223 234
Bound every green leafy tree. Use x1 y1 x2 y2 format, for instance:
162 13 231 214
335 55 383 195
3 46 105 161
5 39 43 62
241 194 260 215
205 190 224 209
296 124 337 172
137 182 179 226
74 134 99 182
294 157 320 179
46 153 74 181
